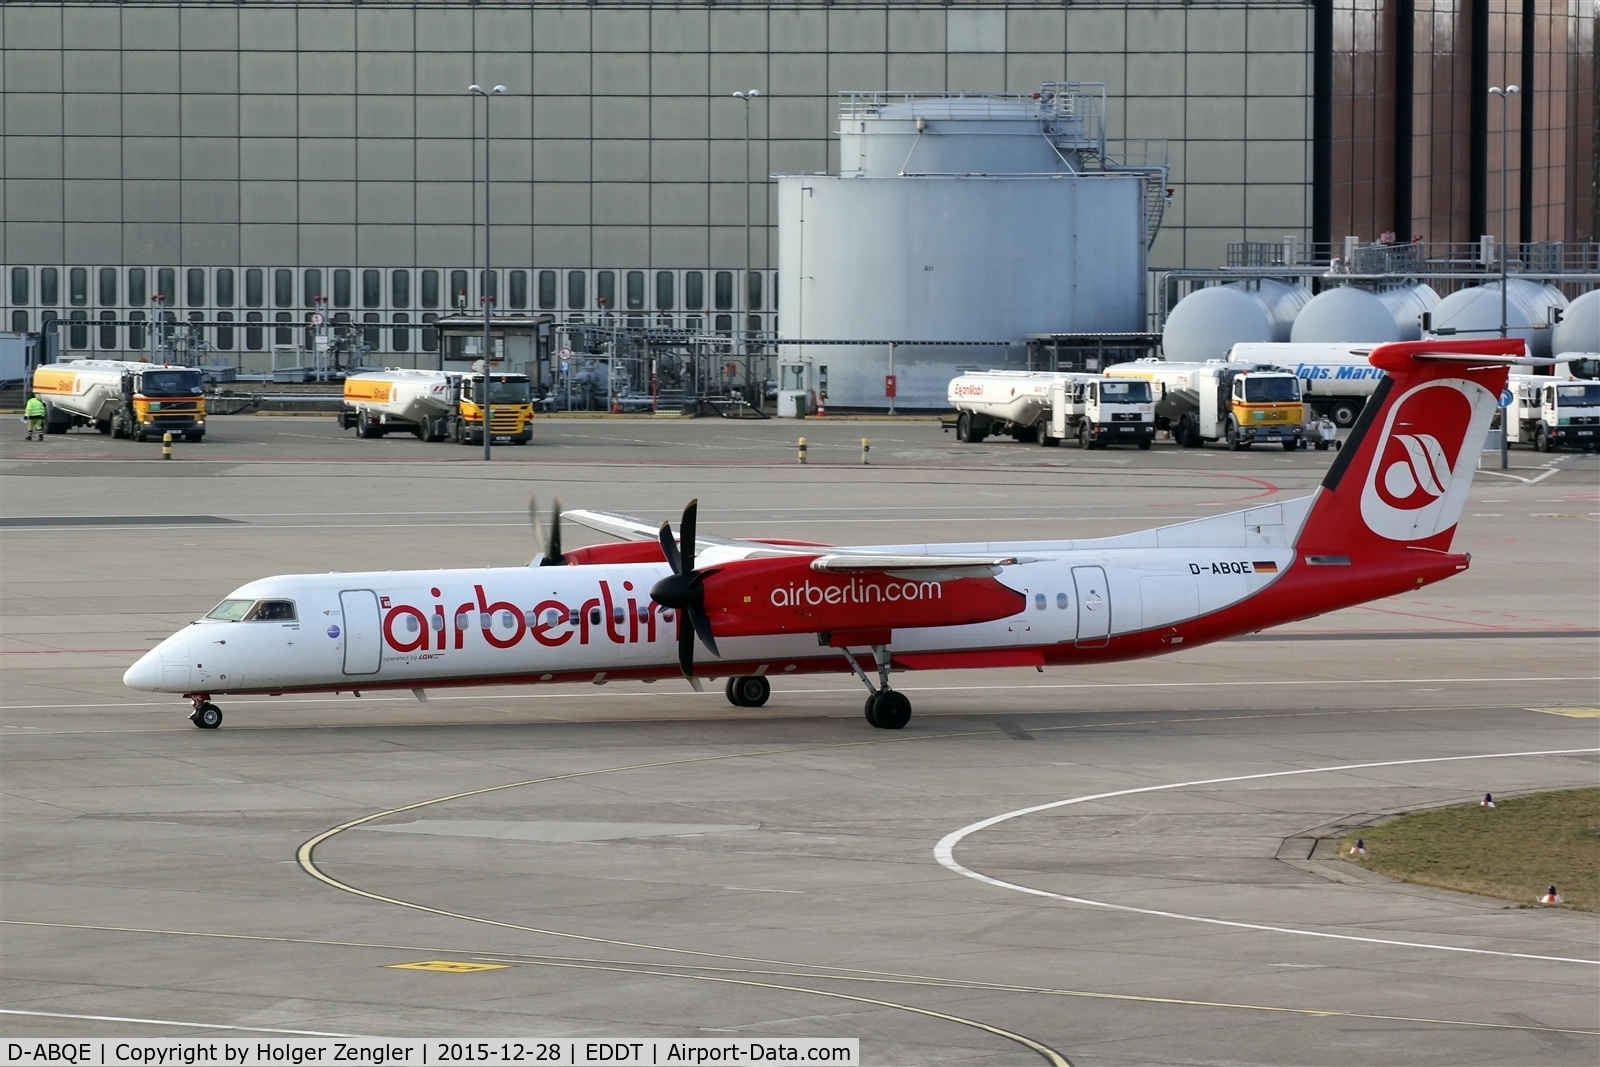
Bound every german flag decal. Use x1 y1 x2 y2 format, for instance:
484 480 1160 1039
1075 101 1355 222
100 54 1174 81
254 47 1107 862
1253 561 1279 573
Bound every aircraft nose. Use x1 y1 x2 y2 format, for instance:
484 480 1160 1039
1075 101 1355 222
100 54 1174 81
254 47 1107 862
123 648 163 692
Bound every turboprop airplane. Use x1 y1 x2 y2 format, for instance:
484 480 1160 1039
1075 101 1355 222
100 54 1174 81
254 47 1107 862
127 339 1523 730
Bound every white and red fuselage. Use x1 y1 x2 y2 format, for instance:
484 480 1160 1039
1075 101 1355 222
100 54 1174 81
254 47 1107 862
124 340 1520 706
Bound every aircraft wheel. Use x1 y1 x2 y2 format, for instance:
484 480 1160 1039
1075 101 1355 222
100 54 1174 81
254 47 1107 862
192 703 223 729
726 675 770 708
864 694 882 727
873 691 911 730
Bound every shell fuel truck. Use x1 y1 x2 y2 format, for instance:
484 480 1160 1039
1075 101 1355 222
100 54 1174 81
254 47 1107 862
341 368 533 445
30 360 206 441
1105 359 1305 450
947 370 1156 449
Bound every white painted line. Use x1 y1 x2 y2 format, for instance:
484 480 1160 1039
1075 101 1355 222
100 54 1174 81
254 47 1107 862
5 676 1596 712
935 749 1600 966
0 1008 360 1036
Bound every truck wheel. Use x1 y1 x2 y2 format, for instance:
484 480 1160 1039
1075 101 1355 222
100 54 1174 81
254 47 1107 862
1138 439 1151 450
1038 430 1059 447
1226 420 1245 451
1013 425 1038 443
96 420 111 435
1535 425 1551 452
1078 423 1090 449
957 412 979 443
513 430 532 445
1330 402 1360 428
185 431 204 443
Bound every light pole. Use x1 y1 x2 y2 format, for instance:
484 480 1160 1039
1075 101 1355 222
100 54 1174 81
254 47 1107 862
733 89 761 396
469 83 506 461
1489 84 1518 471
1488 85 1520 342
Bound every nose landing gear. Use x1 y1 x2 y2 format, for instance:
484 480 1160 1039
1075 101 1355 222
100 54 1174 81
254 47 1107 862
187 694 223 729
840 645 912 729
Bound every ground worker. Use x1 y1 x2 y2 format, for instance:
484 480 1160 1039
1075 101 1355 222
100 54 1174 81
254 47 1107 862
23 394 46 441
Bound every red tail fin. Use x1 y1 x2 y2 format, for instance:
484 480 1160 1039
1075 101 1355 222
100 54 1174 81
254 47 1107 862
1296 339 1519 554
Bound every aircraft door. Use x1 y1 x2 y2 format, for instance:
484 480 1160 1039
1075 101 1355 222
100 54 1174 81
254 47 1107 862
339 589 382 675
1072 566 1111 647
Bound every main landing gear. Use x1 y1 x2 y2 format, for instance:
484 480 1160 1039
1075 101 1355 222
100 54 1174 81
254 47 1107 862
840 645 912 730
724 675 771 708
188 694 222 729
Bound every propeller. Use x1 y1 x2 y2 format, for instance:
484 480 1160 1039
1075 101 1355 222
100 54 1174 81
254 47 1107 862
529 494 566 566
649 498 721 680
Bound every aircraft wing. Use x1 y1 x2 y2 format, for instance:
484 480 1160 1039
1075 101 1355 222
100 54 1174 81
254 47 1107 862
562 508 820 560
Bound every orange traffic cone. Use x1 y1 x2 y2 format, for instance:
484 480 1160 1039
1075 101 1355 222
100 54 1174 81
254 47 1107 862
1539 886 1563 904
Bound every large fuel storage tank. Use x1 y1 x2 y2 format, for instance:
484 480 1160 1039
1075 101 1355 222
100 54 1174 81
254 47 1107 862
1552 289 1599 358
1160 279 1312 361
1427 279 1569 358
1289 284 1439 343
776 85 1168 410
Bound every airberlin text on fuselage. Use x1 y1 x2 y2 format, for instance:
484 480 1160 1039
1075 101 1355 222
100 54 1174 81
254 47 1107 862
379 580 670 653
769 578 942 608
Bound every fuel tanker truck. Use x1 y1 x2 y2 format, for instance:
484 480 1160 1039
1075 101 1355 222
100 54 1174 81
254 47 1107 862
341 367 533 445
946 370 1155 449
1104 359 1305 450
29 360 206 441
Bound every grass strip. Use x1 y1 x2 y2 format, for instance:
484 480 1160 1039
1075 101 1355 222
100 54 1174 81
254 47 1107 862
1339 787 1598 912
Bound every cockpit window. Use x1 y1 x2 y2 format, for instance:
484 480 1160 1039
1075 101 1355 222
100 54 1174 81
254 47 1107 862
245 600 297 622
206 599 255 622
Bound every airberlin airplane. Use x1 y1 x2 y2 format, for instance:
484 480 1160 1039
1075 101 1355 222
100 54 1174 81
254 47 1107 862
127 339 1522 730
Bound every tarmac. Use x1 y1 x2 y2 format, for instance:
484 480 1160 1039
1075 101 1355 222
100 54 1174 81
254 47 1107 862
2 415 1597 1066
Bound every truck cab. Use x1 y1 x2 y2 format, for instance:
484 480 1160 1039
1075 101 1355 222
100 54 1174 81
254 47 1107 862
456 372 534 445
1048 376 1155 449
127 367 207 441
1192 366 1304 450
1507 377 1600 452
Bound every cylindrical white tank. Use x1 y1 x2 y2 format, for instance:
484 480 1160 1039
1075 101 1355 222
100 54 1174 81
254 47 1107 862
1552 289 1600 358
1428 279 1569 358
1161 280 1312 362
1289 284 1439 343
777 87 1159 410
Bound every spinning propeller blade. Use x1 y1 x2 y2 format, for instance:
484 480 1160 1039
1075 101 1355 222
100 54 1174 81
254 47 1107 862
530 494 566 566
649 498 720 679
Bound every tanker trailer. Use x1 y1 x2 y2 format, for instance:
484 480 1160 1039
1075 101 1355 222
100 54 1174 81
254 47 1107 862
30 360 206 442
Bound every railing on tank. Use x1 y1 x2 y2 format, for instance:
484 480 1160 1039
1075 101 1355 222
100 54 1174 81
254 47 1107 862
1228 238 1600 276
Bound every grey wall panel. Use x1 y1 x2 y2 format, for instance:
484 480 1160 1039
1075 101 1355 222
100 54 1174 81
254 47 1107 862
124 138 180 180
239 139 298 181
8 136 63 179
64 137 119 180
65 179 120 223
239 223 295 265
125 221 180 265
62 51 121 94
300 140 355 181
357 9 414 52
358 140 415 182
181 7 239 51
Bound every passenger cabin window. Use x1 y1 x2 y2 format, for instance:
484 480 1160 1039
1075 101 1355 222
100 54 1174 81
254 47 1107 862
245 600 297 622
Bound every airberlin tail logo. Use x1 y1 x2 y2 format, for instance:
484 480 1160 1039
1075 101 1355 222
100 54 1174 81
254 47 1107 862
1359 378 1494 542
